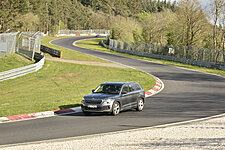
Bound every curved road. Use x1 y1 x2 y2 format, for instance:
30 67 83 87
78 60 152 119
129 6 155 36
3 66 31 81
0 36 225 146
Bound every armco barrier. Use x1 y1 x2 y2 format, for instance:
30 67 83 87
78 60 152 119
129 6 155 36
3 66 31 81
101 40 225 70
41 45 62 58
0 51 45 82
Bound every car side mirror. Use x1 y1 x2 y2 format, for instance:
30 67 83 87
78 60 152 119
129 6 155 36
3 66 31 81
92 89 95 93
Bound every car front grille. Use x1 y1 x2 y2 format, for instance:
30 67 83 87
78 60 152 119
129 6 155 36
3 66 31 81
83 106 110 111
85 100 102 104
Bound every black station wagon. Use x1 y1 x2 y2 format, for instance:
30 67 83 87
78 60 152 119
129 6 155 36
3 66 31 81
81 82 145 115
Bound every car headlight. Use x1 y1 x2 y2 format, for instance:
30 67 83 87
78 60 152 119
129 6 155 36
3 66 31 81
82 98 85 105
102 99 113 105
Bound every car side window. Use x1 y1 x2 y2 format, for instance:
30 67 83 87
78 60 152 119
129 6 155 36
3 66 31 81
122 85 129 93
134 84 141 91
129 84 135 92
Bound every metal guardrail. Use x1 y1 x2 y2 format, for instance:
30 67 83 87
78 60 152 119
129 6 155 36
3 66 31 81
0 53 45 82
102 40 225 70
41 45 62 58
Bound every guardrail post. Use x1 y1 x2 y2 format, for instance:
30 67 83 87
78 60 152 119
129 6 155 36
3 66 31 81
60 51 62 58
16 32 22 53
32 38 35 61
28 37 31 52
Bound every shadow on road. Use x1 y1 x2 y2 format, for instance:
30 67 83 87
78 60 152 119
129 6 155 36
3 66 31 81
59 104 81 110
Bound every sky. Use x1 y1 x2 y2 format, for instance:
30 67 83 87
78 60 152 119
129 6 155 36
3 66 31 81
168 0 211 8
167 0 215 24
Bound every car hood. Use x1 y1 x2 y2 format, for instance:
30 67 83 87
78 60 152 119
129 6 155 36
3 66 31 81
84 93 119 100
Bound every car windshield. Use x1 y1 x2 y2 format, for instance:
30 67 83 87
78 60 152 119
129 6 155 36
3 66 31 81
94 84 122 94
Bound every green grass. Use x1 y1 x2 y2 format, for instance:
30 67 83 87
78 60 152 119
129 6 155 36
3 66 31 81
0 53 32 72
41 36 106 62
76 38 225 76
0 60 155 117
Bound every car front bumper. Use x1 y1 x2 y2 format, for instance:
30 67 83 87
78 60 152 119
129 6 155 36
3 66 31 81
81 105 112 113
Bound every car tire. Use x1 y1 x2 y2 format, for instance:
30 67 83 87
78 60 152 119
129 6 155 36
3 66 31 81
83 111 92 116
112 102 120 116
136 99 144 111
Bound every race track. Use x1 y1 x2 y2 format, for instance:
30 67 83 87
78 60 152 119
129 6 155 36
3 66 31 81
0 36 224 146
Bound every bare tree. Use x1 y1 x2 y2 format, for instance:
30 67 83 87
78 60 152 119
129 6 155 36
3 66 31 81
176 0 208 47
141 9 176 45
211 0 225 50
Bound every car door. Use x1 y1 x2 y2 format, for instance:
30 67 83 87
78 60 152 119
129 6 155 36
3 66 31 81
120 84 133 109
129 84 139 106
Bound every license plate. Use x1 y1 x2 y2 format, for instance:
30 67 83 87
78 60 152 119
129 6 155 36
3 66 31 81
88 105 97 108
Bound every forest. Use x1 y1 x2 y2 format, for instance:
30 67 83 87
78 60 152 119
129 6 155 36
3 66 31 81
0 0 224 50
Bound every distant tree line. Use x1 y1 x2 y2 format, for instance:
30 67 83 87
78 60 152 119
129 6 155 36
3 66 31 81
0 0 224 50
0 0 174 33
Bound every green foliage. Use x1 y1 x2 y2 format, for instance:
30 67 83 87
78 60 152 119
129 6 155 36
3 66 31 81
15 12 40 31
78 0 143 17
138 9 176 45
0 0 176 33
166 32 175 45
110 16 140 42
136 11 151 21
140 0 176 13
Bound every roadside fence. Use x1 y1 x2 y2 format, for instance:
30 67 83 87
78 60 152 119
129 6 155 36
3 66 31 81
17 32 41 61
102 39 225 70
58 29 110 34
0 31 41 61
0 32 19 57
56 29 110 37
0 31 45 82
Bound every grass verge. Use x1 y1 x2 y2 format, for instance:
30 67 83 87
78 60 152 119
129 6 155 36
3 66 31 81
41 36 106 62
76 38 225 77
0 54 32 72
0 60 155 117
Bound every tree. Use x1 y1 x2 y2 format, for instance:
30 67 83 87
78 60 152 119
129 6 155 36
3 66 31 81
0 0 29 32
140 9 176 45
15 12 40 32
210 0 225 50
175 0 209 46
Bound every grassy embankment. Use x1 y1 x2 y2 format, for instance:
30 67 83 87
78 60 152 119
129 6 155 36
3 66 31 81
0 54 32 72
0 36 156 117
76 38 225 77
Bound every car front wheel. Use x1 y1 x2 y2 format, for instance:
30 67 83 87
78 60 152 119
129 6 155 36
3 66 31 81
112 102 120 116
136 99 144 111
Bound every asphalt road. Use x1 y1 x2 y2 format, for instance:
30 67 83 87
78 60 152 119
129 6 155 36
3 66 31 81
0 36 224 146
